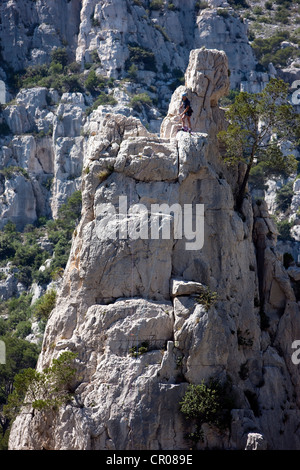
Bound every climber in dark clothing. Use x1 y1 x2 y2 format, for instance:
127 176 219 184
179 92 193 132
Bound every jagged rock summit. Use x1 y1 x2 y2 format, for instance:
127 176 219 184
160 47 229 138
8 48 300 450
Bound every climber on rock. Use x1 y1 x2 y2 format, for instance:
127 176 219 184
179 92 193 133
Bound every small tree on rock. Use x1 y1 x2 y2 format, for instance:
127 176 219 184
218 78 299 212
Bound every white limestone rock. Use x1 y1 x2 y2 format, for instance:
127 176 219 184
0 172 37 230
160 48 229 139
245 433 267 450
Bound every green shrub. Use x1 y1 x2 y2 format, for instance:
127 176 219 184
180 379 235 444
219 89 240 107
129 92 153 111
274 6 290 24
195 287 218 312
0 166 29 180
228 0 249 7
0 293 32 332
51 48 68 67
0 232 19 262
126 44 157 72
275 181 294 213
276 219 293 240
128 63 138 80
97 166 114 183
253 5 263 14
149 0 164 10
168 69 185 91
129 342 149 357
0 335 39 448
91 16 100 27
84 69 105 93
90 50 101 64
0 191 82 287
85 92 117 115
32 290 57 321
252 31 300 67
249 161 269 190
217 8 230 17
14 321 32 339
4 351 78 419
154 24 170 41
195 1 209 9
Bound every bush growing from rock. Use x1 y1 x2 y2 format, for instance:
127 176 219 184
180 379 235 445
129 92 153 111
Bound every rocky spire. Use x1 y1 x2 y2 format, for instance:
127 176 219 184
8 48 300 451
160 47 230 138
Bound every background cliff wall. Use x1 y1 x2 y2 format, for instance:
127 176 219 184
0 0 275 231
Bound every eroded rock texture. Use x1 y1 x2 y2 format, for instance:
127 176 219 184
8 49 300 451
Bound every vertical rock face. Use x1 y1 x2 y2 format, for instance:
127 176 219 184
194 7 257 89
0 1 262 92
0 0 82 71
0 87 85 228
8 49 300 450
160 47 229 138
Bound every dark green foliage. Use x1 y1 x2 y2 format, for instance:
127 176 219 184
195 1 209 10
85 92 117 115
13 47 83 95
126 44 157 72
84 70 105 93
274 6 290 23
180 379 235 445
129 342 149 357
0 227 20 262
129 92 153 111
195 287 218 312
0 191 82 287
32 290 56 321
168 68 185 91
219 89 240 107
0 224 42 287
228 0 250 7
0 335 39 448
252 31 300 67
276 219 293 240
51 48 68 67
217 8 230 17
149 0 164 10
275 181 294 213
249 162 269 190
3 351 78 421
0 166 29 180
218 78 298 211
0 293 33 335
46 190 82 273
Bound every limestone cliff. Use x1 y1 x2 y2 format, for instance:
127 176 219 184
8 49 300 450
0 0 272 229
0 0 268 97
